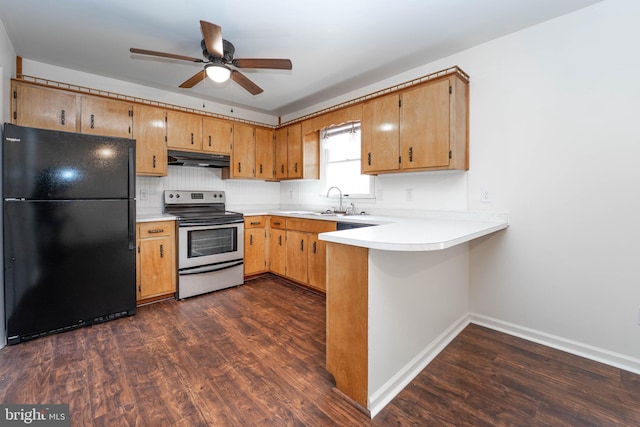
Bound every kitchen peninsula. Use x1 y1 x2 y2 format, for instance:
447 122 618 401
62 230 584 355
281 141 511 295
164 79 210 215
317 211 508 416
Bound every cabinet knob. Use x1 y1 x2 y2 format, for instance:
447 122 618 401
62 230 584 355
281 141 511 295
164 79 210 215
159 244 164 258
60 110 66 125
191 133 194 144
90 114 95 129
312 241 317 254
409 146 414 162
367 152 372 166
250 234 253 245
152 155 157 168
300 240 304 251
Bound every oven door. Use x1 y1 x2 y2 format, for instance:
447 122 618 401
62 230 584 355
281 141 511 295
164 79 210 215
178 222 244 269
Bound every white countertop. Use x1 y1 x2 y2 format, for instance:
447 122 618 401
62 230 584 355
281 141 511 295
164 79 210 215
136 213 177 223
319 217 508 251
243 209 509 252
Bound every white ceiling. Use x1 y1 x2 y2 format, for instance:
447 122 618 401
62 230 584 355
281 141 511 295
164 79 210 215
0 0 601 117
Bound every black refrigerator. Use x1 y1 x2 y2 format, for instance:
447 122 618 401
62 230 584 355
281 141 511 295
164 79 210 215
3 123 136 345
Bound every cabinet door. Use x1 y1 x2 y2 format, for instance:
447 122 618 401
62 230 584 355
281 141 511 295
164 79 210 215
362 93 400 173
81 96 133 138
287 123 303 179
232 123 256 178
245 228 267 275
269 228 287 276
138 235 175 300
255 128 275 180
202 117 233 154
286 230 308 284
400 79 451 170
14 83 78 132
133 105 167 176
166 110 202 151
274 127 288 179
308 234 327 292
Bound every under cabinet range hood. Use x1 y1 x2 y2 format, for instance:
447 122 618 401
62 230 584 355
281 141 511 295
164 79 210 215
167 150 230 168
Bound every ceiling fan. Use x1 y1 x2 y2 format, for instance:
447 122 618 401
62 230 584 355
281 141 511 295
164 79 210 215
130 20 292 95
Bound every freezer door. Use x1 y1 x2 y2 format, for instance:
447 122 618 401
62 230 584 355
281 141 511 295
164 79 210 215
3 123 134 199
3 199 136 343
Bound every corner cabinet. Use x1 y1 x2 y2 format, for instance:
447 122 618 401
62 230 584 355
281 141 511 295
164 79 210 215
361 72 469 174
137 220 176 303
274 123 319 180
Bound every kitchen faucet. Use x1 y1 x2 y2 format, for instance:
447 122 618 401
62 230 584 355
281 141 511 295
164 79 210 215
326 186 345 213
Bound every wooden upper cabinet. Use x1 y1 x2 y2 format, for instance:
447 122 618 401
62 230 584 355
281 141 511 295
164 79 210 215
12 82 79 132
80 95 133 138
362 73 469 174
362 93 400 174
232 123 255 178
400 78 451 170
133 105 167 176
255 127 275 180
202 117 233 155
286 123 303 179
274 127 288 179
166 110 202 151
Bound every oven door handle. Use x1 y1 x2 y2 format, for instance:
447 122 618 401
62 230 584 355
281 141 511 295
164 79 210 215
179 260 244 276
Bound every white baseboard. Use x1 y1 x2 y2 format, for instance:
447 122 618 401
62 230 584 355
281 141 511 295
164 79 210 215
470 313 640 376
367 312 640 419
368 313 471 418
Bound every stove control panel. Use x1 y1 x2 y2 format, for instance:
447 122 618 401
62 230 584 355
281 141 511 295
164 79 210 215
164 190 226 205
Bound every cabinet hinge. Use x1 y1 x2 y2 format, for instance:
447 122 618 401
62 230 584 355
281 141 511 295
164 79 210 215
449 150 452 159
449 86 452 94
129 109 133 117
13 90 17 99
398 99 402 108
13 111 17 120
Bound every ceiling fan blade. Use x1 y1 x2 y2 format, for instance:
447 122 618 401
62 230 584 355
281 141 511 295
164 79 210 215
130 48 203 63
200 20 224 57
179 70 207 88
232 58 292 70
231 70 263 95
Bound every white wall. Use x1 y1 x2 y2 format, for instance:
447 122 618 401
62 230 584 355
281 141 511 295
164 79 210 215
464 0 640 361
285 0 640 365
136 166 280 214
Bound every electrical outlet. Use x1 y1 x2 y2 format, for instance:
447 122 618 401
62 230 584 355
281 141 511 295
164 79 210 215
480 187 492 203
140 189 148 201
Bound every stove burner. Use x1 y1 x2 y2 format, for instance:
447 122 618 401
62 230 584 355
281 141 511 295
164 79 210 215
163 190 243 226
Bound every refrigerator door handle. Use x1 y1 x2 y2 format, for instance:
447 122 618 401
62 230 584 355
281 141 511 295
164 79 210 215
128 147 136 250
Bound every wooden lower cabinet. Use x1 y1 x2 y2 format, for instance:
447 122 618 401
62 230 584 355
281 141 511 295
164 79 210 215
137 220 176 302
244 216 268 276
269 228 287 276
308 234 328 291
285 230 309 284
258 216 336 292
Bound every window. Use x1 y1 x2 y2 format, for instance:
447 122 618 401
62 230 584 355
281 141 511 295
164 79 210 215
321 122 374 199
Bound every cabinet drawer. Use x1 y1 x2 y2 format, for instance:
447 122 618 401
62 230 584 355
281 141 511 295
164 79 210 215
245 216 266 228
270 216 287 230
138 221 175 238
286 218 337 233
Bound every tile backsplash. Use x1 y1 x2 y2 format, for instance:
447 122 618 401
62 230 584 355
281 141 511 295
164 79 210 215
135 166 280 214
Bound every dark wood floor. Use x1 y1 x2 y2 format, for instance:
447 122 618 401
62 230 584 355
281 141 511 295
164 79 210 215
1 275 639 426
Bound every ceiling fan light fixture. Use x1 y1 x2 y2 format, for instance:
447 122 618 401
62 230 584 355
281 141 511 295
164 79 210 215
205 64 231 83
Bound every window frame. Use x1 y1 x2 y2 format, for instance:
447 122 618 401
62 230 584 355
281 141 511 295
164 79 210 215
319 121 375 201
